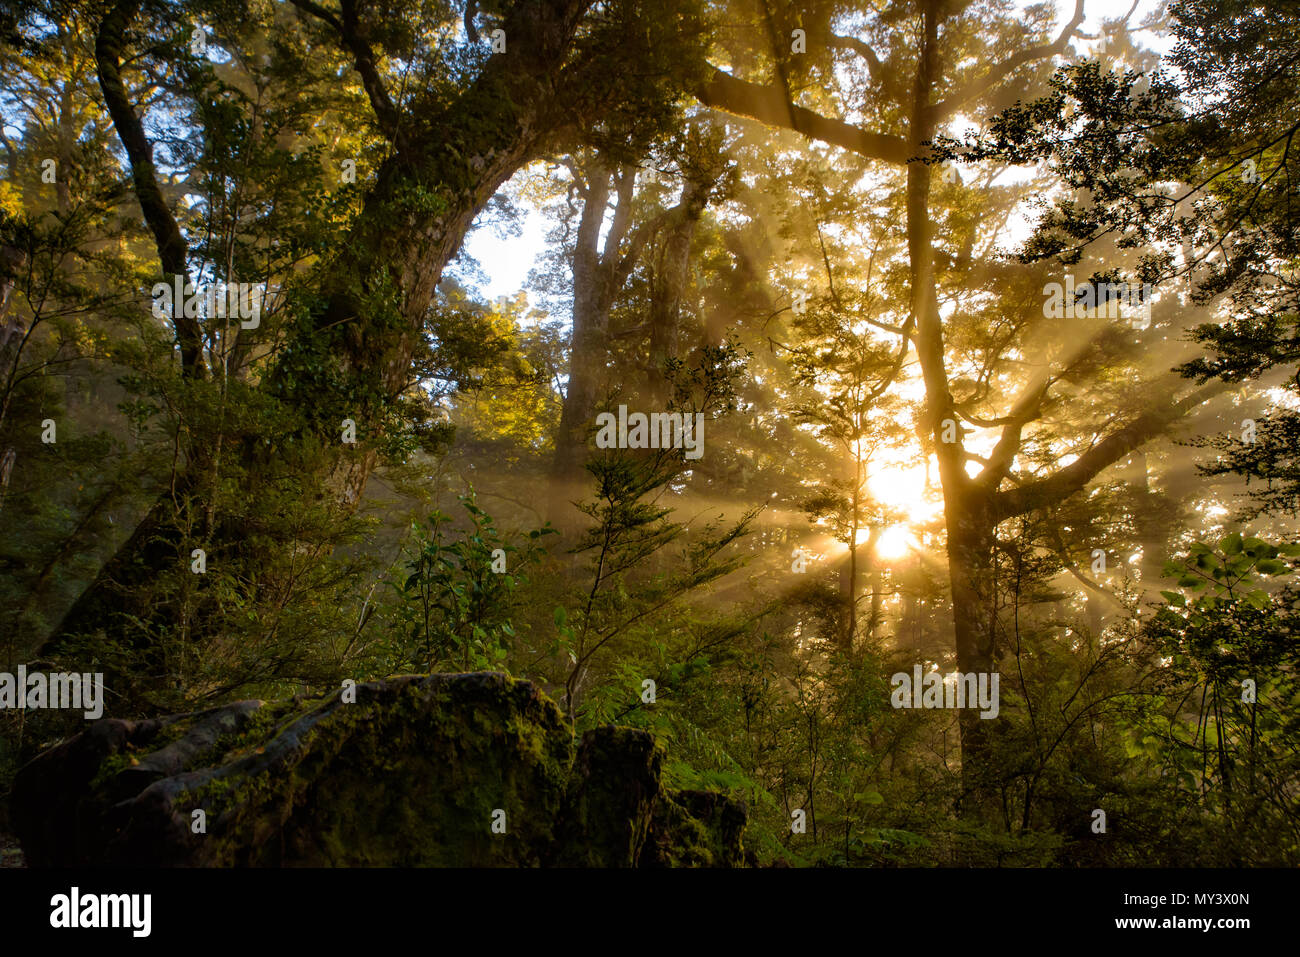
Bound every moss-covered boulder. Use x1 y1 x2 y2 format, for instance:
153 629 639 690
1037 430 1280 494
555 726 663 866
11 672 746 867
639 789 749 867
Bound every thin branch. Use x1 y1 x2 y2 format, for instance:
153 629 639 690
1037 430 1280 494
929 0 1086 121
289 0 404 146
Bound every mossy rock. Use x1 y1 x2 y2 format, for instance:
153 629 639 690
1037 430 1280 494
555 726 663 867
12 673 746 867
639 789 749 867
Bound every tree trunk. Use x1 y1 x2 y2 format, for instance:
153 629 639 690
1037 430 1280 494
645 178 706 402
868 562 883 643
904 1 1000 811
944 490 1000 808
551 163 618 504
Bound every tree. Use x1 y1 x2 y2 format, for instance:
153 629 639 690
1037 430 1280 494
543 121 734 520
690 0 1240 802
39 0 710 656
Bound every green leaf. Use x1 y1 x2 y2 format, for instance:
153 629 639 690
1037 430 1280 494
1221 533 1243 555
1159 590 1185 607
1243 537 1270 557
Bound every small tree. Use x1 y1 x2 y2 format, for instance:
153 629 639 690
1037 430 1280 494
388 491 552 674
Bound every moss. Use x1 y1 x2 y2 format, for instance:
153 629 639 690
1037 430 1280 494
171 675 573 866
204 695 322 767
556 726 663 867
640 789 748 868
86 715 186 792
88 749 138 792
14 672 746 867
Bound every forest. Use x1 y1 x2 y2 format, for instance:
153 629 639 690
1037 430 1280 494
0 0 1297 868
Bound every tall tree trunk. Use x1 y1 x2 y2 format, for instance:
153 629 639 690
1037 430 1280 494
0 243 27 517
944 490 1000 806
549 158 670 525
551 162 619 505
904 1 1000 812
645 177 706 402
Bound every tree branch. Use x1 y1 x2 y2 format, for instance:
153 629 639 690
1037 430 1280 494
1043 518 1129 609
600 164 637 267
290 0 404 146
993 382 1221 520
95 0 205 378
974 376 1052 490
828 35 882 83
695 68 910 165
928 0 1086 121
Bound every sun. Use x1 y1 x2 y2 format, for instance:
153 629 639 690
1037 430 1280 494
875 525 910 559
866 457 940 524
852 523 912 559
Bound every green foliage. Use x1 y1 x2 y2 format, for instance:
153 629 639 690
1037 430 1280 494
384 491 553 673
1134 534 1300 863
